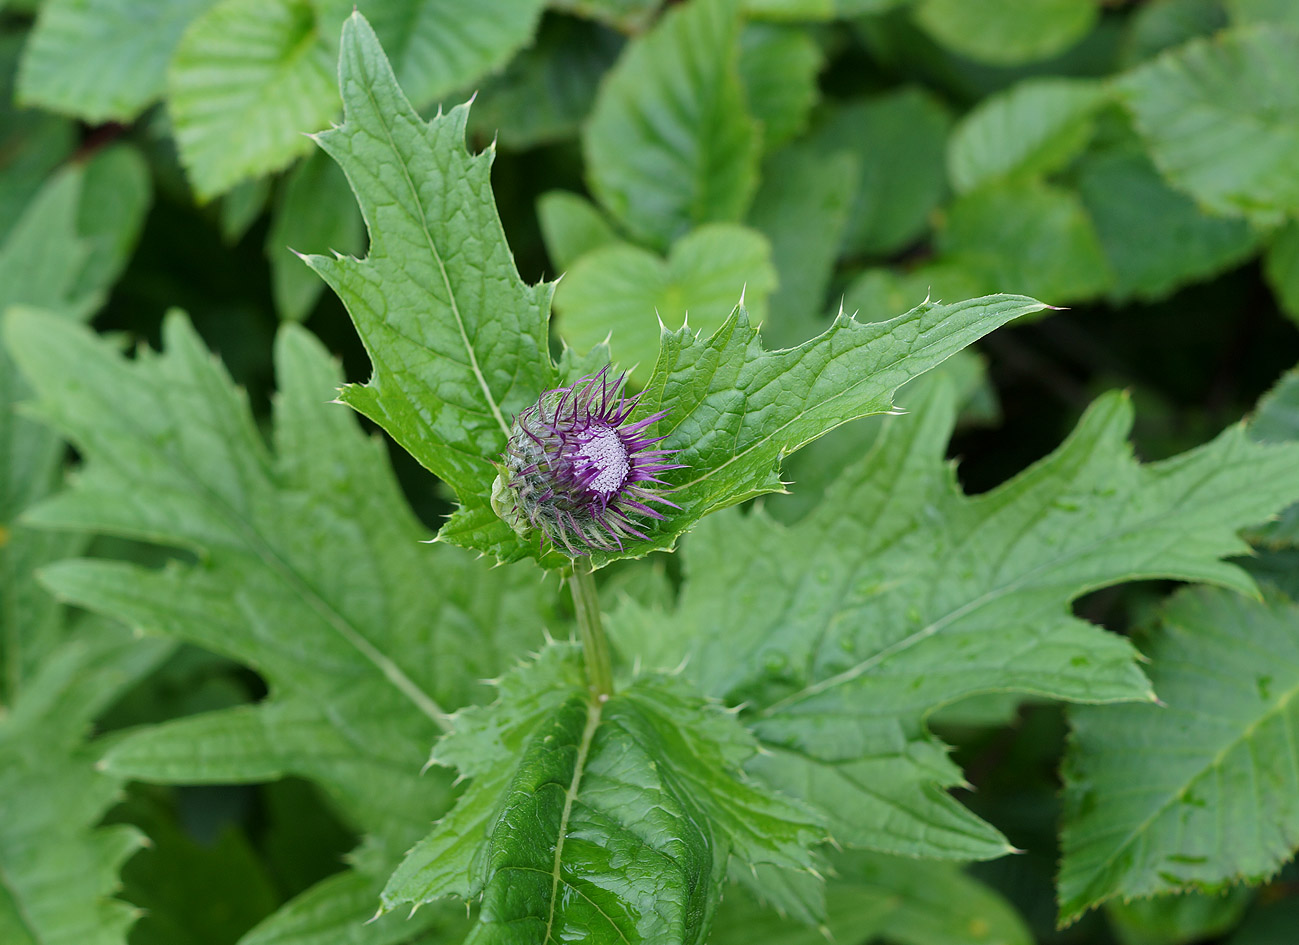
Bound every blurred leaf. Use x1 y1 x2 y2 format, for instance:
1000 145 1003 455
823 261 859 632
744 0 908 18
18 0 216 122
947 77 1108 194
1120 0 1227 67
841 262 988 324
266 150 365 322
1225 0 1299 26
554 223 777 383
467 16 623 150
1060 585 1299 923
808 88 951 258
748 143 857 348
1227 897 1299 944
169 0 339 199
219 175 271 244
711 851 1032 945
1105 888 1254 945
617 377 1299 859
0 619 172 945
550 0 661 32
382 643 826 941
1076 145 1261 303
738 23 822 153
537 189 620 273
1264 221 1299 329
913 0 1101 67
938 181 1112 302
1245 366 1299 548
1118 25 1299 224
584 0 760 249
313 0 547 111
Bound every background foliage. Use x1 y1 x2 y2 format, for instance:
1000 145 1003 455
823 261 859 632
4 1 1299 943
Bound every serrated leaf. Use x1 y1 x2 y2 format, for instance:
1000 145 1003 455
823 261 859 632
305 14 557 558
5 310 556 870
1059 585 1299 924
537 190 620 274
806 88 951 258
737 23 822 154
1118 25 1299 224
938 181 1113 303
266 149 365 322
17 0 216 122
948 78 1108 194
169 0 340 199
747 143 857 348
313 0 548 113
615 376 1299 859
1076 145 1261 303
710 851 1032 945
0 621 171 945
913 0 1101 67
841 263 989 326
553 223 777 384
583 0 760 250
383 643 825 943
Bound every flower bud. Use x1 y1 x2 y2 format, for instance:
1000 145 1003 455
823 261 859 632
494 368 684 556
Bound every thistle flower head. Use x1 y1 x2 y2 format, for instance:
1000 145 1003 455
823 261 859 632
494 367 684 556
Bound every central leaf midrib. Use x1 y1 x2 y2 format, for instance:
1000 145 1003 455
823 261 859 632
543 697 603 944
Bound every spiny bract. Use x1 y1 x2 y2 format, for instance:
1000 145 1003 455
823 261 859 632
494 368 684 556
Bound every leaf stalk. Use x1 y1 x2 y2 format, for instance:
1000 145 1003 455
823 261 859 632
570 561 614 699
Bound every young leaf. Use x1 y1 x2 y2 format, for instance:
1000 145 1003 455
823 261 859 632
553 223 778 384
615 376 1299 860
1059 585 1299 924
382 643 825 943
1118 24 1299 224
169 0 340 199
305 12 557 555
947 77 1108 194
17 0 215 122
583 0 760 250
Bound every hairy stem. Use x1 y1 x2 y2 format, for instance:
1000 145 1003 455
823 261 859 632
570 561 613 699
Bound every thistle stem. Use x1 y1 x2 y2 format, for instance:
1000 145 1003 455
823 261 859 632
570 561 613 699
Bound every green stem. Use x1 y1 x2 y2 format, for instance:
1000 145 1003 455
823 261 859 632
570 561 613 699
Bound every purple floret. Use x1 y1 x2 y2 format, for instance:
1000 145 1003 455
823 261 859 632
501 367 685 556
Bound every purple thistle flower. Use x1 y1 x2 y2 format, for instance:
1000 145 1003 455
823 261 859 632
496 367 685 556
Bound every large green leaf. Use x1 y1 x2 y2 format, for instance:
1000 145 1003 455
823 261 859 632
947 77 1108 194
1118 25 1299 224
737 23 822 154
537 190 620 273
913 0 1101 66
1059 585 1299 923
615 376 1299 860
382 643 825 943
1245 367 1299 548
1225 0 1299 26
307 13 557 556
4 310 557 941
169 0 339 199
553 223 777 383
583 0 760 249
18 0 216 122
1264 222 1299 329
